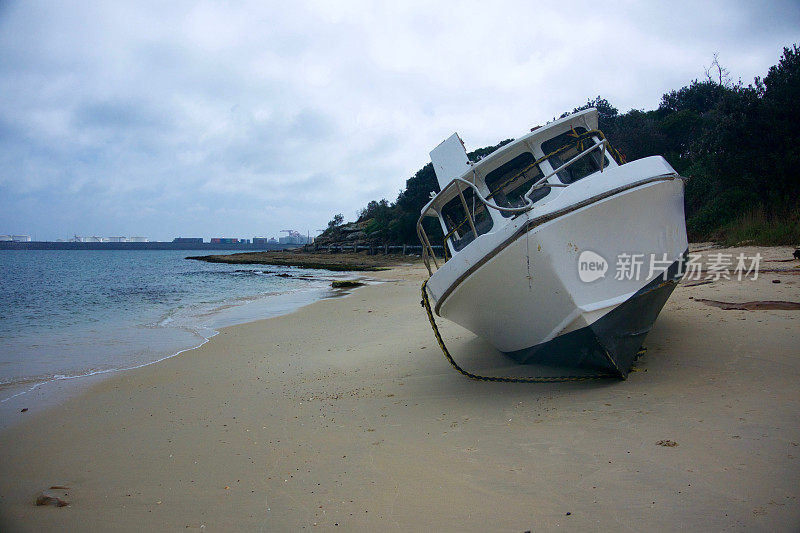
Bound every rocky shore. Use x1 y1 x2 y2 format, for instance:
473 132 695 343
186 250 420 272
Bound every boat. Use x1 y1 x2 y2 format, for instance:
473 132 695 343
417 108 688 379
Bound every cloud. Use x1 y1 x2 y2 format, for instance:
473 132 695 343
0 0 798 239
73 99 169 132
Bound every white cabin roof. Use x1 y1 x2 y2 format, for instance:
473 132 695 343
424 108 600 212
470 108 598 175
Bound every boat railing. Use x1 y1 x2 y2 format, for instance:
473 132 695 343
529 138 611 192
417 137 613 275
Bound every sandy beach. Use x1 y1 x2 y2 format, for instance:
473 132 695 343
1 247 798 531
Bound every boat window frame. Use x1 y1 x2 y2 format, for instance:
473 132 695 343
483 151 551 218
438 181 494 253
540 127 610 185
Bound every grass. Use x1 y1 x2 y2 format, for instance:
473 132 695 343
712 207 800 247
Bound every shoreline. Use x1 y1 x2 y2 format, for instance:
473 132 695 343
1 250 798 531
0 332 218 432
0 273 377 432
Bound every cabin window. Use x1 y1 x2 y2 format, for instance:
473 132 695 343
484 152 550 217
440 186 493 252
541 127 609 184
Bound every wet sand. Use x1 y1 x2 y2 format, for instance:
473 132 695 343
0 247 798 531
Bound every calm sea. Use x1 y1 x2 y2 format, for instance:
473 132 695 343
0 250 346 401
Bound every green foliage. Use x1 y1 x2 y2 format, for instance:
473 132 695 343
327 213 344 229
659 80 727 115
339 45 800 246
561 96 619 129
678 46 800 242
686 187 752 238
358 199 398 242
467 139 514 162
713 207 800 247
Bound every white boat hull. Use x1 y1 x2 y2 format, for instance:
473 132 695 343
426 161 687 377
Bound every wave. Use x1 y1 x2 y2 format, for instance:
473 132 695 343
0 331 218 403
0 251 353 406
0 282 337 404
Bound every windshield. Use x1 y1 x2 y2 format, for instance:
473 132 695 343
440 186 493 252
541 127 609 184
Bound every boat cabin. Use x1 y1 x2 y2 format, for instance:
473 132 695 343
419 109 622 260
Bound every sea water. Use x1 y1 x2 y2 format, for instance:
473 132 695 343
0 250 347 402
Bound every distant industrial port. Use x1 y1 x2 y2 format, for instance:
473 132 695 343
0 230 313 250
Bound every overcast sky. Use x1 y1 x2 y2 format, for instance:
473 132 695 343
1 1 798 241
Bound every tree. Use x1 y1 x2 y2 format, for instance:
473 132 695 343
561 96 618 129
704 52 731 86
357 199 390 222
658 80 726 115
327 213 344 229
325 44 800 245
759 44 800 204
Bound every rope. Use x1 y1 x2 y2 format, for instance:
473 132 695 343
420 280 617 383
